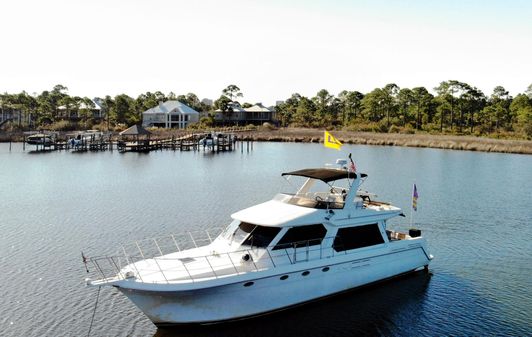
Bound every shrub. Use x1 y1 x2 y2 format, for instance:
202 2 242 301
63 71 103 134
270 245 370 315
389 125 401 133
46 120 76 131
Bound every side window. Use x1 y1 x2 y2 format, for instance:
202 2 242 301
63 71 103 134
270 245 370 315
333 224 384 252
273 224 327 250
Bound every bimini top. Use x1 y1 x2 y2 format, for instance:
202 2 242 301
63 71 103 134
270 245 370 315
282 168 366 182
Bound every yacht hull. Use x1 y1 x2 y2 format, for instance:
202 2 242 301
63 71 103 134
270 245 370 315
118 246 430 325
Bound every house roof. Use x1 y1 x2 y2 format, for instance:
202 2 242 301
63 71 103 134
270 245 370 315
119 124 152 136
58 101 101 111
143 101 199 115
245 103 272 112
215 103 271 113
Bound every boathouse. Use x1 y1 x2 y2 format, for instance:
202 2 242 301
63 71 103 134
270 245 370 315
142 101 199 129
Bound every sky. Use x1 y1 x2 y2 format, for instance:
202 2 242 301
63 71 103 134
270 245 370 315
1 0 531 105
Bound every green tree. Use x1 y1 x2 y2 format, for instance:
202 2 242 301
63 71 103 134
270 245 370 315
292 97 316 127
114 94 136 125
397 88 413 126
382 84 399 126
275 93 301 126
510 93 532 137
435 80 465 131
338 90 363 124
312 89 335 126
411 87 434 129
490 86 512 131
213 95 232 124
222 85 243 102
361 88 385 122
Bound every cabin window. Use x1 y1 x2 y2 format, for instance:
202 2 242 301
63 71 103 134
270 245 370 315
333 223 384 252
242 225 281 248
232 222 256 243
273 224 327 250
232 222 280 248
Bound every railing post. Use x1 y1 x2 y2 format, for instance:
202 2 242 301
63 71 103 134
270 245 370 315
121 244 131 265
206 230 213 243
285 248 292 264
93 259 108 283
170 234 181 252
135 241 145 259
266 249 276 268
130 256 144 283
227 253 240 275
189 232 198 248
247 250 258 271
109 257 125 279
153 238 164 256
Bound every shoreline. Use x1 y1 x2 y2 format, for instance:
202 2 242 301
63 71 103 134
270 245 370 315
236 128 532 155
1 128 531 155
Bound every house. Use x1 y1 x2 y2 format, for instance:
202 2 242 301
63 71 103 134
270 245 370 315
142 101 199 129
0 105 26 126
57 98 104 119
214 102 275 125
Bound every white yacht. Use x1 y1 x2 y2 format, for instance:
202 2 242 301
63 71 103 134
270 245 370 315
84 159 433 325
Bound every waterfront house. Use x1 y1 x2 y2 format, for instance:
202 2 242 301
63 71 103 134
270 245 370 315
214 102 275 125
57 98 104 119
142 101 199 129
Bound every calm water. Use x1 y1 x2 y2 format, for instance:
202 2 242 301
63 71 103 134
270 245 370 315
1 142 531 337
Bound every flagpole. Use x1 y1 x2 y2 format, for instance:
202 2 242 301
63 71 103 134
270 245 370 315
410 183 415 227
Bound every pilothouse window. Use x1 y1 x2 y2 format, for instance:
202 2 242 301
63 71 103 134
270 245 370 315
232 222 255 243
233 222 281 248
333 223 384 252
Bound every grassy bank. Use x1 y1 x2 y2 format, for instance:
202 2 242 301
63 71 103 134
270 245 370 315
234 128 532 155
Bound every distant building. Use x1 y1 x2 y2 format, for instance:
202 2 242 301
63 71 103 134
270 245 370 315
201 98 213 106
0 107 21 126
58 98 104 119
275 100 285 106
142 101 199 129
214 102 275 125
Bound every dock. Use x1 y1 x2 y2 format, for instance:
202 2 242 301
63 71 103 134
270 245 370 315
16 130 252 154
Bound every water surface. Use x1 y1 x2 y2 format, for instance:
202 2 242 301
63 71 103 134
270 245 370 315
1 142 530 336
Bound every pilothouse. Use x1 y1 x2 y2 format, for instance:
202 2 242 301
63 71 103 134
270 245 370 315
83 157 433 325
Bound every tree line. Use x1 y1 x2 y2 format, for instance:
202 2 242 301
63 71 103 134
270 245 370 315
276 82 532 138
0 85 211 130
1 82 531 138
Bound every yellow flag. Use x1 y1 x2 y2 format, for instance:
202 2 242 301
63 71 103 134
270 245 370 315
324 131 342 150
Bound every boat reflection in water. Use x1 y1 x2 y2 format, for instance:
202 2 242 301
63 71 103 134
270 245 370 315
154 271 433 337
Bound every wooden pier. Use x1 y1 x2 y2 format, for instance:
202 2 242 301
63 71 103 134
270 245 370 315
116 133 237 153
20 131 250 154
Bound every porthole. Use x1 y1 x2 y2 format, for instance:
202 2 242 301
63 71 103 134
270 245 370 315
243 281 254 287
280 275 289 280
302 271 310 276
322 267 330 272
